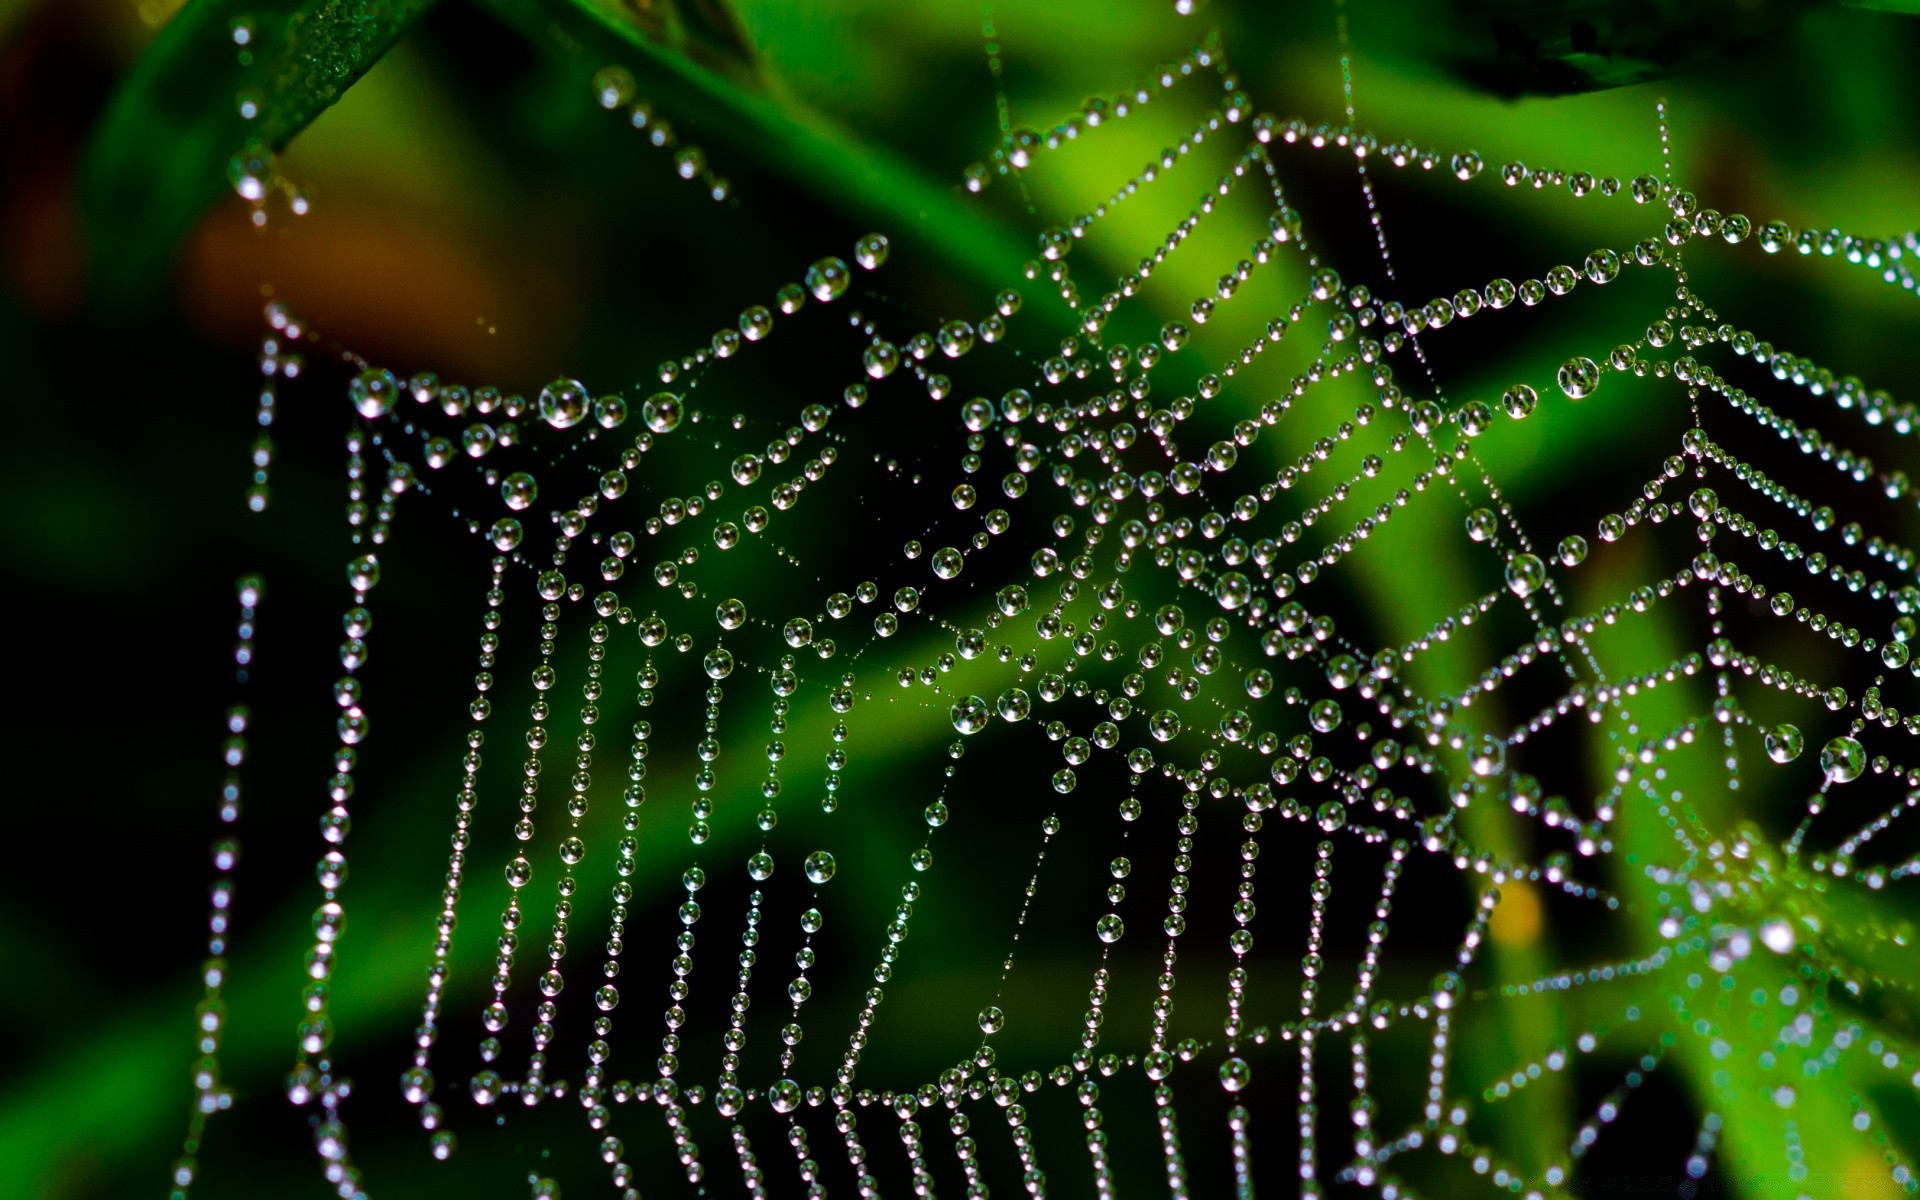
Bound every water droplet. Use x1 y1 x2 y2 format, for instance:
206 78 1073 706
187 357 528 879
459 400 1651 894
642 392 683 434
1765 724 1803 764
346 554 380 592
350 368 398 419
538 378 589 430
1819 735 1864 783
1557 357 1600 400
853 234 890 270
1501 383 1538 419
501 473 537 511
1505 553 1546 598
996 688 1031 722
806 258 851 302
1219 1057 1251 1092
951 696 991 734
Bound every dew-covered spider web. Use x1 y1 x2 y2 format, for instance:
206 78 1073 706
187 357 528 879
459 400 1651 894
169 9 1920 1200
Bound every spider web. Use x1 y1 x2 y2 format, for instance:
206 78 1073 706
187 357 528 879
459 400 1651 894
168 12 1920 1200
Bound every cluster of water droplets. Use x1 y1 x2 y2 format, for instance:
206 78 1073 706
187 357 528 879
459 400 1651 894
167 14 1920 1200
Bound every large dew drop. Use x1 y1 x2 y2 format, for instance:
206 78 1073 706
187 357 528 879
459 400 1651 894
505 856 532 888
1500 383 1537 419
642 392 683 434
853 234 890 270
1819 735 1864 783
806 258 851 302
996 688 1031 722
349 368 398 419
1557 356 1600 400
538 378 589 430
1505 553 1546 598
951 695 991 734
1764 723 1803 764
1219 1057 1251 1093
501 472 537 511
346 554 380 592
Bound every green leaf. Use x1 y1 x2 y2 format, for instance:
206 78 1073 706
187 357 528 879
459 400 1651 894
476 0 1038 302
1837 0 1920 13
81 0 437 304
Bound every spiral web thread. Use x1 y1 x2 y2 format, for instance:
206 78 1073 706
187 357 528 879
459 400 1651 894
170 13 1920 1200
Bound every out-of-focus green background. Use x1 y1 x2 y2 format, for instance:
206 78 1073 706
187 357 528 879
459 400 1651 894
0 0 1915 1197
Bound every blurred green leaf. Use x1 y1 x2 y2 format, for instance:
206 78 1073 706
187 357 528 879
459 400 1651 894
1379 0 1816 95
479 0 1037 299
82 0 438 304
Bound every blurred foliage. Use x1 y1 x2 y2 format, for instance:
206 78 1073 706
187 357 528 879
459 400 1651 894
0 0 1915 1197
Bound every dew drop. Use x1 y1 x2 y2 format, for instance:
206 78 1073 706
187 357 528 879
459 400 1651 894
1765 723 1803 764
853 234 890 270
806 258 851 302
1505 553 1546 598
538 378 589 430
350 368 398 419
952 696 991 734
1557 357 1600 400
501 473 537 512
1819 735 1864 783
1219 1057 1251 1092
642 393 683 434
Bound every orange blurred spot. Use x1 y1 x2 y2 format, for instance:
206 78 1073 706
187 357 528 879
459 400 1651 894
1490 880 1542 948
5 174 83 319
178 194 581 385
